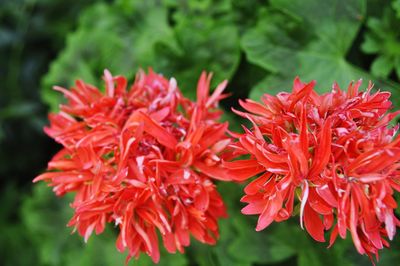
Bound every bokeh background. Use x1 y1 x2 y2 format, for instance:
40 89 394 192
1 0 400 265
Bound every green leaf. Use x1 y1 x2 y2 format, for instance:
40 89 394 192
210 182 252 266
0 184 38 266
243 0 366 88
213 219 252 266
251 66 400 110
42 1 180 111
228 214 296 264
362 6 400 80
21 183 77 266
361 33 381 53
267 222 358 266
153 3 240 99
127 248 187 266
21 183 188 266
270 0 365 54
394 0 400 18
0 102 39 119
395 57 400 79
296 238 355 266
371 55 394 78
41 0 240 110
241 9 300 74
243 0 400 108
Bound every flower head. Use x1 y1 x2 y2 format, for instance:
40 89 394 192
34 69 237 263
228 77 400 262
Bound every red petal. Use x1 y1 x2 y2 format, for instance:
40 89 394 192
289 80 316 110
196 72 212 106
244 172 271 195
147 227 160 263
304 204 325 242
316 184 337 207
328 225 339 247
194 186 210 211
242 200 266 215
349 196 365 254
255 192 283 231
139 112 178 149
103 69 115 97
239 99 272 117
309 117 332 178
206 79 227 108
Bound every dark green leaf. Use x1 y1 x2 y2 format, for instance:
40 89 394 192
42 0 240 110
243 0 400 109
228 215 296 264
371 55 394 77
362 6 400 79
42 1 179 111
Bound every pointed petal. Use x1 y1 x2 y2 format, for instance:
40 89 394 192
304 204 325 242
255 192 283 231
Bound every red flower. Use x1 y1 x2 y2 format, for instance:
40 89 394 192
228 77 400 262
34 69 237 263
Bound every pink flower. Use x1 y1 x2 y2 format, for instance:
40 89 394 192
34 69 237 263
228 77 400 262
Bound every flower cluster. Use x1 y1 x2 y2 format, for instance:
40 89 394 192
34 69 237 263
228 78 400 261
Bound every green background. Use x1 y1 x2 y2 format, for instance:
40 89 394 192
1 0 400 265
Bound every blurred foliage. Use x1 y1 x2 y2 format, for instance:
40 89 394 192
1 0 400 265
19 183 188 266
42 0 241 108
0 0 98 181
362 4 400 79
245 0 400 105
